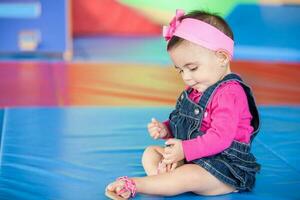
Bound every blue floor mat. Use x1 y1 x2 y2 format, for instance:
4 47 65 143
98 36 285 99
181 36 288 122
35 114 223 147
0 106 300 200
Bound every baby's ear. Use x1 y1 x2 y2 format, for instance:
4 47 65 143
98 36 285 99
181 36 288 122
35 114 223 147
215 50 230 66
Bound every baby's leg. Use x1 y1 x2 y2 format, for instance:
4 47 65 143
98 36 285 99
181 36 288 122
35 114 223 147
141 145 164 176
134 164 235 196
107 164 235 198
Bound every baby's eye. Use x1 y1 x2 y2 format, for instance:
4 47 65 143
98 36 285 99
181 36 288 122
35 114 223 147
176 69 183 74
190 67 198 71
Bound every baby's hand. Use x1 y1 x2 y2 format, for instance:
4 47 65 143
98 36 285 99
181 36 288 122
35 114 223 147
162 139 185 164
147 118 169 140
157 160 177 174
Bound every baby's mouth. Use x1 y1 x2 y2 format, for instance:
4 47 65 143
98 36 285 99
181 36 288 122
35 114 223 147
190 82 199 88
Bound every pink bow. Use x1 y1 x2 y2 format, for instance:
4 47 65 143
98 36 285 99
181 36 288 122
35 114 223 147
163 9 185 41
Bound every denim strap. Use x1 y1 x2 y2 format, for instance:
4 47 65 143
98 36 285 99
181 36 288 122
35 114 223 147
197 73 260 142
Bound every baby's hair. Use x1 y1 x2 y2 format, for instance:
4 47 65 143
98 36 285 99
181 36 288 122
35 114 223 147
167 10 234 51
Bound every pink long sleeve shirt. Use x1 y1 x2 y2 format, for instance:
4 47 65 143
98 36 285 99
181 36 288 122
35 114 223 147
164 81 254 162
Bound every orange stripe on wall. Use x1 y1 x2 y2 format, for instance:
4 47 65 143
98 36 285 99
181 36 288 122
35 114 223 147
0 61 299 107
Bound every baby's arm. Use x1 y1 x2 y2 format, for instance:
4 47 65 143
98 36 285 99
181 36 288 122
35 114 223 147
146 118 179 174
182 86 244 162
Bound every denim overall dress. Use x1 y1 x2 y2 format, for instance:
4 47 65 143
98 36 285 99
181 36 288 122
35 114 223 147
168 73 260 191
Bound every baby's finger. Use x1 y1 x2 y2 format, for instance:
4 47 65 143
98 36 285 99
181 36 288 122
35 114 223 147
157 122 165 129
151 118 158 126
147 122 156 129
162 159 172 165
164 147 172 154
166 163 171 172
149 126 160 133
170 162 177 171
149 129 159 139
152 118 159 123
153 132 161 139
148 121 158 126
150 129 161 137
162 153 172 160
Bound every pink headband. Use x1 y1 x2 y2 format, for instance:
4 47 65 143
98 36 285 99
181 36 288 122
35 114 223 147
163 9 234 59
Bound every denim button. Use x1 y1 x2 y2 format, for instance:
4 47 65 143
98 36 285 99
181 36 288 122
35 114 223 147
194 108 200 115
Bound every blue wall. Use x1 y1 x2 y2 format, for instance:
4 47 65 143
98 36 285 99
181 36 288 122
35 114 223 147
0 0 70 53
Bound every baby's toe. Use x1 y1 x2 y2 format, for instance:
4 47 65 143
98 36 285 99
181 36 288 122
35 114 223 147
115 185 124 194
106 181 119 192
120 191 131 199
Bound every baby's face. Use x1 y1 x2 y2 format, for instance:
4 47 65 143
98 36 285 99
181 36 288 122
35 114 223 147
168 40 228 92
